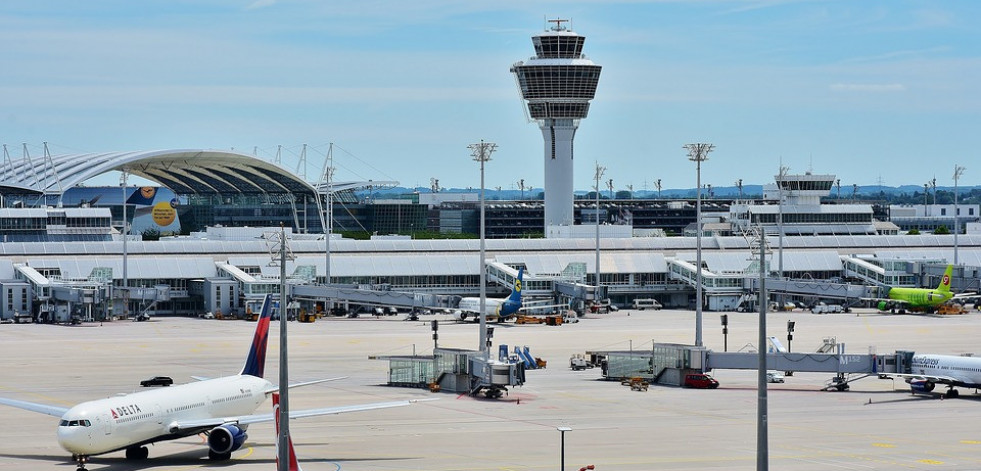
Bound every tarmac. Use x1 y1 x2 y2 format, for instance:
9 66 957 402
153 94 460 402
2 307 981 470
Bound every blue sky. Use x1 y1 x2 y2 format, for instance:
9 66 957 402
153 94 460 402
2 1 979 193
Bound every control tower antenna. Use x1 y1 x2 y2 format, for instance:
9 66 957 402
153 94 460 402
512 19 602 229
547 18 570 31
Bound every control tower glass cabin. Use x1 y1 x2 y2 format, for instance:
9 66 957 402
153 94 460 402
511 20 602 227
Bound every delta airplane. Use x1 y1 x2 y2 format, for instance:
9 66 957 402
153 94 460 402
0 295 417 471
454 267 524 322
884 353 981 398
870 265 976 313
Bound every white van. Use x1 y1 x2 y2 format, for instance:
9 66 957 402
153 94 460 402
632 298 663 311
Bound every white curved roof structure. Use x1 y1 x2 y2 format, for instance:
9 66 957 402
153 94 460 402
0 149 317 196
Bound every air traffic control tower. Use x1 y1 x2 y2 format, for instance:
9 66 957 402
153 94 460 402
511 19 602 228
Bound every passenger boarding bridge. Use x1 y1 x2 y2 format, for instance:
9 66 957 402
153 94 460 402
593 340 915 392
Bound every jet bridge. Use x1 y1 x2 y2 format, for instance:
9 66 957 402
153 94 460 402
748 277 884 303
595 341 912 391
291 283 455 312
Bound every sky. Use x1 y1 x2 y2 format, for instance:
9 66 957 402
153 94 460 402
2 0 979 194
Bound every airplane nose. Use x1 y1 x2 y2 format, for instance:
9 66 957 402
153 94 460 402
57 426 88 454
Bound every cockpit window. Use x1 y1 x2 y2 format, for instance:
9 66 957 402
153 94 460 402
59 419 91 427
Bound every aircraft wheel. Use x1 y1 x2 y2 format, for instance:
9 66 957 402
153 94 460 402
946 389 960 398
209 450 232 461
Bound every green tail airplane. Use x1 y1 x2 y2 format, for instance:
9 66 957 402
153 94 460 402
874 265 974 313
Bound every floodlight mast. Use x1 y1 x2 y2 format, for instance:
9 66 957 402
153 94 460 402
953 165 965 265
469 140 497 355
685 143 714 347
594 163 606 298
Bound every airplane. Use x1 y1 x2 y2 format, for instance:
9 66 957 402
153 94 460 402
882 353 981 398
870 265 976 313
454 267 524 322
0 294 418 471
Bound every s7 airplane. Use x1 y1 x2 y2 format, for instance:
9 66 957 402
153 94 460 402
870 265 976 313
0 295 417 471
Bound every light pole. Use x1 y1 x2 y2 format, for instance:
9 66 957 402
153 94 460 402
119 169 129 318
757 228 768 471
953 165 965 265
277 225 290 471
594 163 606 303
557 426 572 471
469 140 497 355
721 314 728 352
786 320 795 352
685 143 714 347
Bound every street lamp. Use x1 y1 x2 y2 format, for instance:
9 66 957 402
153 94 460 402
953 165 965 265
557 426 572 471
721 314 729 352
469 140 497 355
685 143 714 347
786 320 795 352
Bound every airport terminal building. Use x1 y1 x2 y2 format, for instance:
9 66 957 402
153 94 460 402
1 149 979 322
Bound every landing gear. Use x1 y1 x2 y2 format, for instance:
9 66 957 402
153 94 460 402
945 387 960 398
209 449 232 461
483 386 505 399
72 453 89 471
125 446 149 460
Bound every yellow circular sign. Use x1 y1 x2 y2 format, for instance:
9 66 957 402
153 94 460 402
152 201 176 226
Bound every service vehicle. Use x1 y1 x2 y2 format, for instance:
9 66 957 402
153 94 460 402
632 298 663 311
683 373 719 389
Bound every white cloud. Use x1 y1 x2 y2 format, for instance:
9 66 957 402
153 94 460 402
829 83 907 92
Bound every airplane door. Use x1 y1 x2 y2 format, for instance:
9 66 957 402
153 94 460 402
102 413 112 436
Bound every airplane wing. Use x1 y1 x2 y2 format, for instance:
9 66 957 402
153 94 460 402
860 297 908 305
169 399 431 432
0 397 70 418
883 372 959 385
261 377 347 395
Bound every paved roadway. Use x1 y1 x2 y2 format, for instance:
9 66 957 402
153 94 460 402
2 308 981 470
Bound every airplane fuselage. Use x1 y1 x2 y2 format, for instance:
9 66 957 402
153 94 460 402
886 287 952 308
57 375 271 456
457 297 520 320
909 354 981 388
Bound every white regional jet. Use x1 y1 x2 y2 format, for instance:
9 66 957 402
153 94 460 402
0 295 416 471
885 353 981 398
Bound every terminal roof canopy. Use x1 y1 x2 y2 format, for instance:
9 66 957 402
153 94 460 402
0 149 317 196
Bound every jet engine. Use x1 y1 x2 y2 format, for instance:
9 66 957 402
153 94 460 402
208 424 248 457
908 379 935 393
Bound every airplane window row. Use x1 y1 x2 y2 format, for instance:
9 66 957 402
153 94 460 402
59 419 91 427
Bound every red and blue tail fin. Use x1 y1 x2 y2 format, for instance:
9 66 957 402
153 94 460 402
273 393 302 471
240 295 272 378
